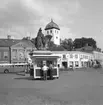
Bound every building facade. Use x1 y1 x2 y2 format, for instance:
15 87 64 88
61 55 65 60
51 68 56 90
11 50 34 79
52 51 94 68
11 40 36 63
0 37 20 63
0 47 10 63
93 51 103 61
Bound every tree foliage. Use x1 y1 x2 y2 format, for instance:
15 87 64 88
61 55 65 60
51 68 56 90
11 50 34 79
31 38 36 46
61 38 73 51
73 37 97 49
22 37 30 40
47 41 65 51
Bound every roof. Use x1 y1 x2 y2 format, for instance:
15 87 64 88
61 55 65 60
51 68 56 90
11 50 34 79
20 40 36 48
31 54 59 60
11 39 36 49
45 19 60 30
52 51 93 55
0 39 21 47
31 50 52 55
75 46 94 53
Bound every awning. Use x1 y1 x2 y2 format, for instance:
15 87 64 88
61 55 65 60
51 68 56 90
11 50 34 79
31 55 59 61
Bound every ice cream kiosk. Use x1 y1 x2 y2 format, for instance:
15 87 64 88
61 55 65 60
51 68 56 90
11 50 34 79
29 50 60 79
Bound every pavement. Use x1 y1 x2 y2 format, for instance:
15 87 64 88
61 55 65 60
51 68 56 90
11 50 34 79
0 68 103 105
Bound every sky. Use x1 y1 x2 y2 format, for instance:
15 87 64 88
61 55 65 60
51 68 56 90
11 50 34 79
0 0 103 50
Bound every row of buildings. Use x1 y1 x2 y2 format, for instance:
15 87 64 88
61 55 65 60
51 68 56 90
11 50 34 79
0 35 36 64
0 35 103 68
0 20 103 68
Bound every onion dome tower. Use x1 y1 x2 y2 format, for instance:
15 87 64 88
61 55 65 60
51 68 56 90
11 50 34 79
45 19 60 45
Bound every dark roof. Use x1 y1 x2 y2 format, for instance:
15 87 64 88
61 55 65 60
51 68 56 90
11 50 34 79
19 40 36 48
75 46 94 53
45 19 60 30
0 39 21 47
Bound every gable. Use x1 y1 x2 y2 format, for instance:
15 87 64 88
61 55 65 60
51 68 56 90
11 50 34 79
11 41 35 48
11 42 25 48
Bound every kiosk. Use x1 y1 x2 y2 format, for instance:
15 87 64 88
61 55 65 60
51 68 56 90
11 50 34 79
29 51 60 79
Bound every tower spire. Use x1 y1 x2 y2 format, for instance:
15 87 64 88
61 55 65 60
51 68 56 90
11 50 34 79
51 18 53 22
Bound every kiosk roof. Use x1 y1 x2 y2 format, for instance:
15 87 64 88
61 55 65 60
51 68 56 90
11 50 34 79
31 55 59 60
32 50 53 55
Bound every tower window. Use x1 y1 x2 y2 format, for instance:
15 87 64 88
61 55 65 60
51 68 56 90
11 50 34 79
50 30 52 33
57 31 58 34
56 37 58 39
47 31 49 34
55 30 56 33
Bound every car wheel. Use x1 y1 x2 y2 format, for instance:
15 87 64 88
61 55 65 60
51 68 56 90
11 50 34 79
4 69 9 73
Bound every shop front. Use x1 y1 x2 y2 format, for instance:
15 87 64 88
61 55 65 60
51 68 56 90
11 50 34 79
29 51 60 79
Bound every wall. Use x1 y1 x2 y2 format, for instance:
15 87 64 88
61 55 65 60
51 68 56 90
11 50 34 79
0 47 10 63
45 28 60 45
52 51 93 68
93 51 103 61
11 47 33 63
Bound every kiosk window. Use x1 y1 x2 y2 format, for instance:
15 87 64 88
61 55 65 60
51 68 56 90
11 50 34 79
37 61 42 67
54 61 57 67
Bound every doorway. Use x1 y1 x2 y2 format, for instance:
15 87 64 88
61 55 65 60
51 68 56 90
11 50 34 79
62 62 68 68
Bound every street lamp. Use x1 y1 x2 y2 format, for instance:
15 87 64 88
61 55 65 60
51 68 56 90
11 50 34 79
22 46 27 73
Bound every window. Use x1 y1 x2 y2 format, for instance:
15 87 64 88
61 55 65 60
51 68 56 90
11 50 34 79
50 30 52 33
80 55 83 59
85 56 88 59
18 49 24 59
12 49 17 59
75 54 78 59
4 52 8 59
47 31 49 34
83 55 85 58
70 54 73 58
63 54 66 59
55 30 56 33
75 61 79 67
69 61 73 67
37 61 42 67
81 61 84 67
56 36 58 39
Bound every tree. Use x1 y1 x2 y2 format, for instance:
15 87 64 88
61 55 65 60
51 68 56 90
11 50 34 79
31 38 37 46
47 41 65 51
96 47 101 52
61 38 73 51
73 37 97 49
22 37 30 40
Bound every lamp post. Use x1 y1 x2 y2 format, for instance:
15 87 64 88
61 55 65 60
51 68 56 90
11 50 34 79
22 46 27 73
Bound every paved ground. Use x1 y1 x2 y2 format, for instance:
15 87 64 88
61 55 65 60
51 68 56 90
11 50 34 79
0 68 103 105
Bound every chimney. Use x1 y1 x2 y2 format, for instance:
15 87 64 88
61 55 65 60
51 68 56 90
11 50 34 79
7 35 11 39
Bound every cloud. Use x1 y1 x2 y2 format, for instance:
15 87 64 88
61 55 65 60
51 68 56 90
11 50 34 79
0 0 81 38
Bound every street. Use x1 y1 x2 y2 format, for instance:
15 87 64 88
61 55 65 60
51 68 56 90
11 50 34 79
0 68 103 105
